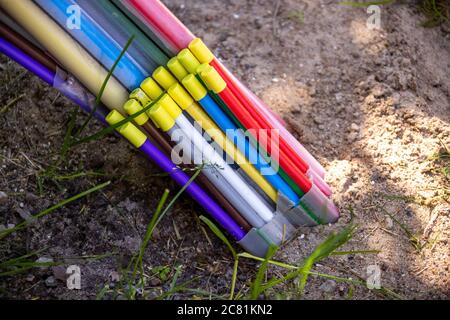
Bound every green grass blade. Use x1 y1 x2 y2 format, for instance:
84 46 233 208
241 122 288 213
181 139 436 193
198 215 242 300
259 225 356 294
71 94 162 146
0 248 48 267
0 181 110 240
165 264 184 300
238 252 297 269
339 0 395 7
297 225 356 293
229 258 239 300
74 35 135 139
250 245 278 300
133 189 170 279
96 285 110 300
127 166 202 293
152 165 203 230
331 250 380 256
199 215 237 260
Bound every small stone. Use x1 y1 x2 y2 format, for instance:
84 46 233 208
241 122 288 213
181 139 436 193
109 271 121 282
25 192 39 202
350 123 359 131
254 18 263 29
319 280 337 293
52 266 67 281
0 191 8 204
119 198 139 212
351 51 360 59
36 257 54 269
347 132 359 142
150 278 162 287
405 207 414 217
385 216 394 229
45 276 57 288
26 274 35 282
418 190 435 198
16 207 33 222
313 115 323 125
372 86 386 99
391 92 401 106
441 22 450 34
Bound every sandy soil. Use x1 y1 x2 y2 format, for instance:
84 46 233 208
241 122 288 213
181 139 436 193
0 0 449 299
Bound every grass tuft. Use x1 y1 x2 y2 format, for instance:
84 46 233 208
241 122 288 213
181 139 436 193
258 225 357 296
250 245 279 300
421 0 450 27
108 165 203 300
199 215 238 300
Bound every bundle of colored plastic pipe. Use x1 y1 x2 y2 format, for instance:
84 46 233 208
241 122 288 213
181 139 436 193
0 0 339 257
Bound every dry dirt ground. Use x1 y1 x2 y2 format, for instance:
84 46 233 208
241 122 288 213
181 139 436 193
0 0 449 299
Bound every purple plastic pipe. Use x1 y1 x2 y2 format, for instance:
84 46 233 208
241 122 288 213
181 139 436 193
139 141 246 240
0 36 53 85
0 35 246 241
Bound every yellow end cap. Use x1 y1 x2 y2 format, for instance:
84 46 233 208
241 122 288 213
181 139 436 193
177 49 201 74
118 123 147 148
148 103 175 132
168 83 194 110
181 74 207 101
123 99 149 126
167 57 188 81
200 66 227 94
152 66 177 90
141 77 163 100
159 94 182 119
129 88 152 107
196 63 210 75
189 38 214 64
106 110 125 127
106 110 146 148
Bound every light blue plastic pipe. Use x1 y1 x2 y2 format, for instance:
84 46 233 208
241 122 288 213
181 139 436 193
198 94 300 205
34 0 149 90
76 0 168 68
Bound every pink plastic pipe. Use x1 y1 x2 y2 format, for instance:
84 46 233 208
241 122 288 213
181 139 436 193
123 0 326 179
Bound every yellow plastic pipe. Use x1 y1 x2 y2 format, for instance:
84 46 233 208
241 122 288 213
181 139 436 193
0 0 128 113
187 103 277 202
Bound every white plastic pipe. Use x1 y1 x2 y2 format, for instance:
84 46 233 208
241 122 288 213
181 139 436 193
168 124 265 228
174 113 274 223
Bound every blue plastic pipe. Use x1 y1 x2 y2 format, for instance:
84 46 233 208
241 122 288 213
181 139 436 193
34 0 149 90
75 0 168 68
198 94 300 205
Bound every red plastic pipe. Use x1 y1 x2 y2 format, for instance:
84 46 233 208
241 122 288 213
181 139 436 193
212 59 309 173
125 0 194 50
218 87 312 193
125 0 330 194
